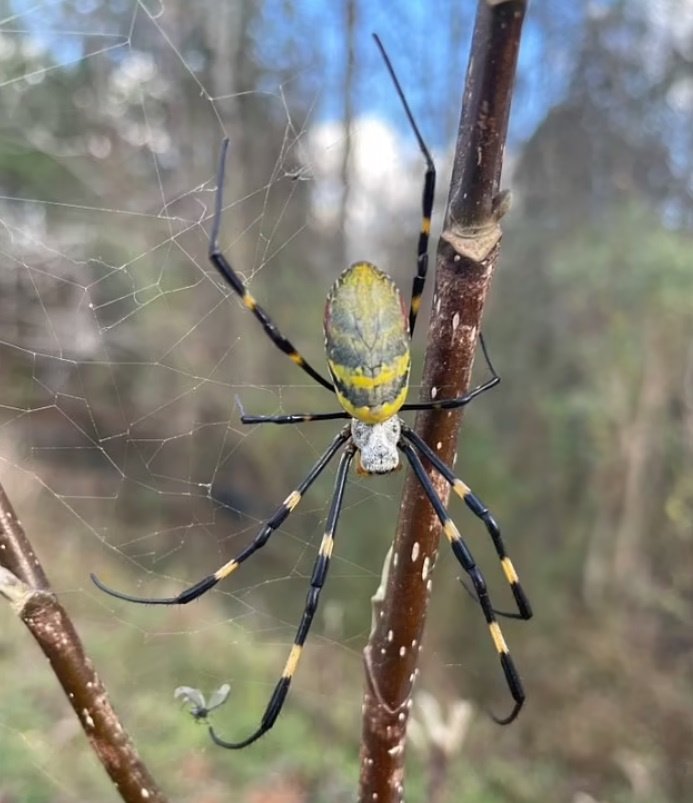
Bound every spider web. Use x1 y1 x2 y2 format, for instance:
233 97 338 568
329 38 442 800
0 2 453 799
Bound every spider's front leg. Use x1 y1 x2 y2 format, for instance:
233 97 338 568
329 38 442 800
399 439 526 724
91 429 350 605
210 444 356 749
402 425 531 621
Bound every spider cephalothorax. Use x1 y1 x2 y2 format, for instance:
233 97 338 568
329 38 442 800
351 417 402 474
91 34 531 752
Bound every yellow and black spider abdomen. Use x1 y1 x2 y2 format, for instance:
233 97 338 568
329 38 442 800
324 262 410 424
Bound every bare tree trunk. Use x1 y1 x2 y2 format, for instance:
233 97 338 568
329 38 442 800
0 483 168 803
358 3 528 801
613 323 667 586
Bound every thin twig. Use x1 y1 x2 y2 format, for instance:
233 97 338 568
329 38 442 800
359 3 528 801
0 482 168 803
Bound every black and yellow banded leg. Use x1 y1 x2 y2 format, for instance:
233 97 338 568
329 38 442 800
401 333 501 413
209 138 334 392
400 375 500 413
408 162 435 338
399 441 525 724
91 428 350 606
402 425 531 621
372 34 436 339
210 444 356 749
240 410 351 426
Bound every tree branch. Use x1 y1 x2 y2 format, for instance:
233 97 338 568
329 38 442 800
0 482 168 803
359 3 528 800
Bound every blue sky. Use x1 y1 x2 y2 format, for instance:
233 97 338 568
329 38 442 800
5 0 586 153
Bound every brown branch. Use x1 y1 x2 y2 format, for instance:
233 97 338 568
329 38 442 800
359 3 528 801
0 482 168 803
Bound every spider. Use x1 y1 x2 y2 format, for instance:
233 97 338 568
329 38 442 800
91 34 531 750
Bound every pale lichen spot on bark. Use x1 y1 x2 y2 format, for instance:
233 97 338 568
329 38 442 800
82 708 95 729
421 556 431 581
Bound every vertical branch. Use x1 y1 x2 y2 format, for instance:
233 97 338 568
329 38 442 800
0 483 168 803
359 3 528 801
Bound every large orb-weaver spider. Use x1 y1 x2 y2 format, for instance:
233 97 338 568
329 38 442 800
91 34 531 750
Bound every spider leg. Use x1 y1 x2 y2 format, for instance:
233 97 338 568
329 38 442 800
400 333 500 412
399 440 525 725
209 138 334 392
400 375 499 412
91 428 350 605
234 393 349 426
373 34 435 339
210 443 356 749
457 575 526 621
401 425 531 620
241 411 351 425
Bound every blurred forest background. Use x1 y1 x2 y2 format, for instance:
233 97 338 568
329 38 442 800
0 1 692 802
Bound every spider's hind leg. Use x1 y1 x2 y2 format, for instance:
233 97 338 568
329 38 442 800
373 34 436 339
208 138 334 392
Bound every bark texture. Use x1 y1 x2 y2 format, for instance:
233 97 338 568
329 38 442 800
359 4 528 800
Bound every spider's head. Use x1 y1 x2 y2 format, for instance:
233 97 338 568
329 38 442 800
351 417 401 475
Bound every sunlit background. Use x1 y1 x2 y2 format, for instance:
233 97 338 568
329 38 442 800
1 1 692 802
